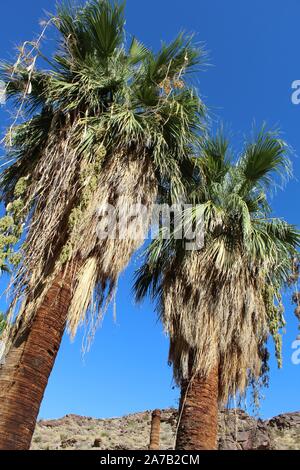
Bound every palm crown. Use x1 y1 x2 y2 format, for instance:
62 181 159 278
134 129 300 402
0 0 205 338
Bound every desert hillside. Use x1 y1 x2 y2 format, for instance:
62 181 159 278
31 409 300 450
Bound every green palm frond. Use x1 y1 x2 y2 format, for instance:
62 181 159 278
147 33 202 84
197 131 231 183
56 0 125 60
0 63 49 113
238 126 292 193
81 0 125 57
128 37 150 65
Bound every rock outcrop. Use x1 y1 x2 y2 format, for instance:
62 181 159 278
31 408 300 450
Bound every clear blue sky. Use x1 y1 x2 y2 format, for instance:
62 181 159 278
0 0 299 420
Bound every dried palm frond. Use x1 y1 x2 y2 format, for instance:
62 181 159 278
164 250 269 402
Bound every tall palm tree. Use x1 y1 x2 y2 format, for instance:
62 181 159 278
0 0 205 449
134 129 300 450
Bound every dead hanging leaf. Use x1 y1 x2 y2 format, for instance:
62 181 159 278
26 62 35 73
27 82 32 95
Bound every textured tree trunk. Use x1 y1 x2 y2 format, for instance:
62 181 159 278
0 263 78 450
175 366 219 450
149 409 161 450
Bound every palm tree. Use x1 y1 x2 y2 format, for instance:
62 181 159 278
149 409 161 450
0 0 205 449
134 129 300 450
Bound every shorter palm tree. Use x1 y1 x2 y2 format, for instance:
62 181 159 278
134 128 300 450
149 409 161 450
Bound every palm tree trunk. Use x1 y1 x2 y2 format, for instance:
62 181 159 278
0 263 78 450
149 409 161 450
175 366 219 450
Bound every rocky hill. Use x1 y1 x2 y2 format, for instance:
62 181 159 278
31 408 300 450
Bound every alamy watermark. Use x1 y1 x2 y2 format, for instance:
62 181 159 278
96 203 204 250
291 339 300 365
291 80 300 104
